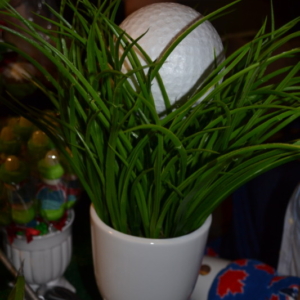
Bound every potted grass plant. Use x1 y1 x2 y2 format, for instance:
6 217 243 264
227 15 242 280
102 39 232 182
0 0 300 299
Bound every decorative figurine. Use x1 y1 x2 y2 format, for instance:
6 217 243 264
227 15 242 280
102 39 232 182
36 150 66 221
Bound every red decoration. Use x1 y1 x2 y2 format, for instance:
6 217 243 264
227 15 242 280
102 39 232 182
269 276 286 287
206 247 219 257
217 269 248 298
4 212 69 244
5 224 41 244
254 263 275 275
269 294 279 300
50 212 67 231
234 259 248 267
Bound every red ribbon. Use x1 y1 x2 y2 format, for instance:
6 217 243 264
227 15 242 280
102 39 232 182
50 212 67 231
6 225 41 244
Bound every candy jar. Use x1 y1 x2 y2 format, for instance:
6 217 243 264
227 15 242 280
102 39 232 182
36 150 66 221
2 155 75 293
0 155 35 224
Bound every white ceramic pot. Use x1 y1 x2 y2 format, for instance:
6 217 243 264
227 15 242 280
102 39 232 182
90 205 212 300
3 209 74 290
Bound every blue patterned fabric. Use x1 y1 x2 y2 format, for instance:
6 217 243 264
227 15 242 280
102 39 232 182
208 259 300 300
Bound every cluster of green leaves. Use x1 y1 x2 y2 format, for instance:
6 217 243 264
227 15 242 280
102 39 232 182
0 0 300 238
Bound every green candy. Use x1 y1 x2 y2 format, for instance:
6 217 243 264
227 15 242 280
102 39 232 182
40 207 65 222
11 205 35 224
38 159 64 180
35 222 49 235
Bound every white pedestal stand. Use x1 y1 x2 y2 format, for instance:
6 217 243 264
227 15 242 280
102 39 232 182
3 210 75 295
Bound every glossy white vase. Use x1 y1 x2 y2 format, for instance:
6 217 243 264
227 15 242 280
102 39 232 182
90 205 212 300
3 209 74 291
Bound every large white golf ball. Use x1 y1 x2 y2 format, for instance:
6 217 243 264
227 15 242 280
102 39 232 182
119 2 224 115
